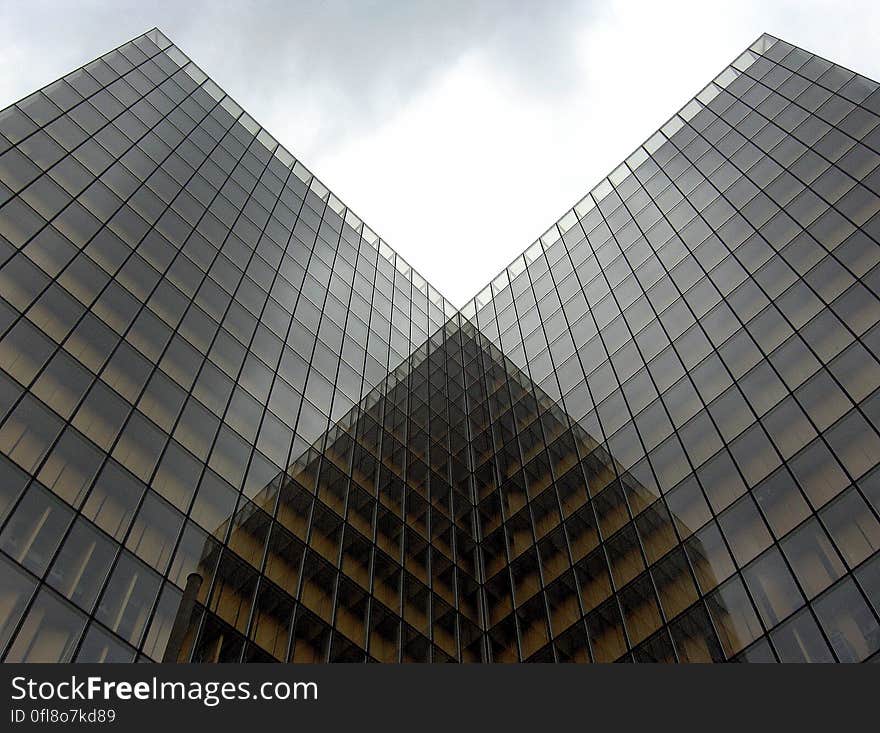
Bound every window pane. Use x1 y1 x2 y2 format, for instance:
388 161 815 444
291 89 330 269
743 547 804 628
813 578 880 662
6 586 86 662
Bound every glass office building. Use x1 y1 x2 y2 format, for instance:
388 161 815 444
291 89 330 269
0 29 878 663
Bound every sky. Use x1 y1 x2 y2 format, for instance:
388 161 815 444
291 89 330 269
1 0 878 307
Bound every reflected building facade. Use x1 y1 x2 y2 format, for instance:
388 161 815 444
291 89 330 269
0 29 878 663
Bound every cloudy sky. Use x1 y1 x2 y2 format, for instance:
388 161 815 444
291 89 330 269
1 0 878 306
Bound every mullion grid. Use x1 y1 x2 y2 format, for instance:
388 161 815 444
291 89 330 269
454 32 880 663
300 194 367 662
491 269 588 662
0 29 174 164
591 38 880 660
579 164 791 662
545 215 700 662
634 87 880 658
473 277 598 661
750 36 880 132
120 129 282 662
532 44 870 664
194 139 306 663
2 37 358 663
467 301 595 661
1 29 879 664
486 234 650 661
0 30 456 664
9 106 307 665
0 49 264 662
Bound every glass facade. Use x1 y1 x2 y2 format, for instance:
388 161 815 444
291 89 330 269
0 29 878 662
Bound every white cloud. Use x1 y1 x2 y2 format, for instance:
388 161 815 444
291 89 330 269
292 0 880 305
